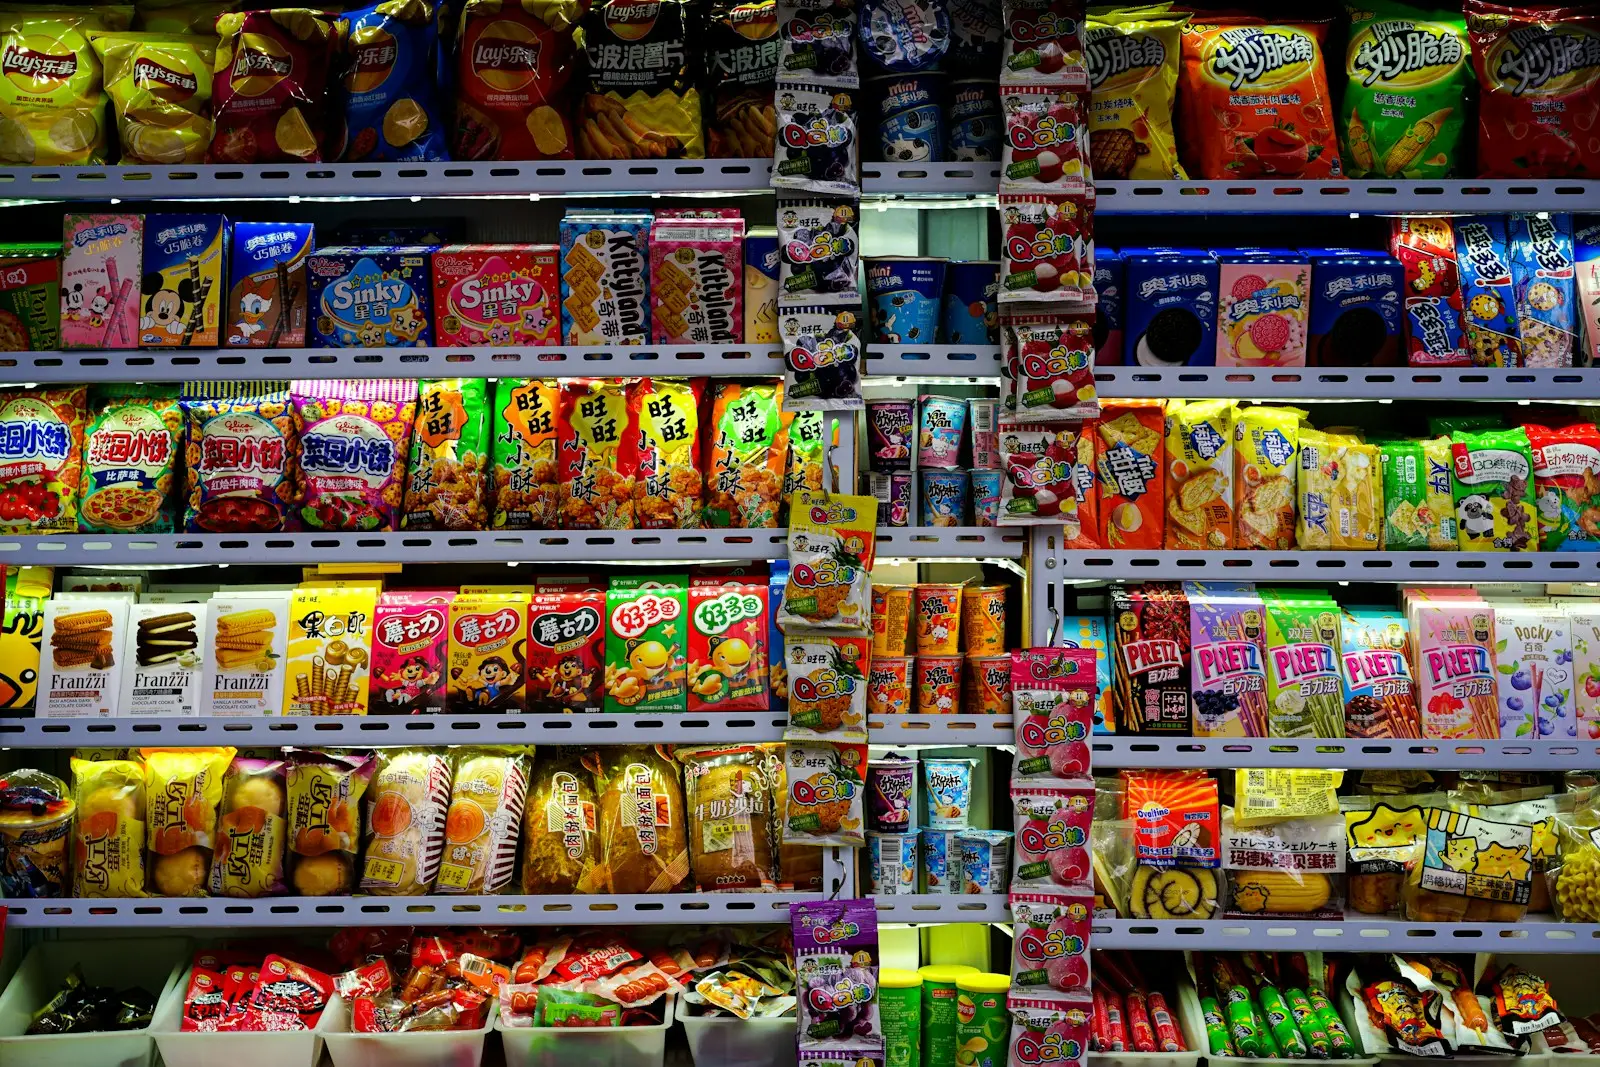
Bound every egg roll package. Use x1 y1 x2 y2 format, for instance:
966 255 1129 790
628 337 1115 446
141 746 234 898
361 748 452 896
286 748 375 897
437 746 529 894
71 755 147 897
522 745 606 894
210 755 288 898
591 744 690 894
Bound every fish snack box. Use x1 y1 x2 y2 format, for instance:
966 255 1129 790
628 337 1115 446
307 245 436 347
140 213 228 348
560 211 651 346
433 244 560 347
227 222 314 348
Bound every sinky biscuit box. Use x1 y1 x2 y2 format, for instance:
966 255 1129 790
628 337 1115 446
140 213 228 348
433 244 560 347
307 246 436 347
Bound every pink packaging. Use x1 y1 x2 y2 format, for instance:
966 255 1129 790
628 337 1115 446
1011 782 1093 891
432 244 559 347
1009 995 1093 1067
370 589 454 715
1011 647 1095 782
648 218 744 345
1403 587 1499 740
1216 257 1309 367
1010 888 1093 995
61 213 143 350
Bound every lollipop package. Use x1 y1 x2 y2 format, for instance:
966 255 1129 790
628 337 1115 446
793 896 881 1048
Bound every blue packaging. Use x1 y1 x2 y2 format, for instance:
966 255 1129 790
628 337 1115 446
1452 217 1521 368
1509 213 1579 368
946 0 1001 70
948 79 1000 161
1122 249 1218 366
1307 253 1402 366
942 259 999 345
305 245 434 347
970 468 1002 526
559 210 651 346
956 829 1013 893
875 72 944 161
859 0 950 72
1093 248 1124 365
769 560 788 714
744 229 780 344
866 256 946 343
920 469 968 526
226 222 314 348
867 831 919 895
921 828 963 893
1060 614 1113 733
339 0 449 162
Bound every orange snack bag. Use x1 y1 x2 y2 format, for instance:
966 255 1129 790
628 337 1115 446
1095 400 1164 549
1177 17 1342 180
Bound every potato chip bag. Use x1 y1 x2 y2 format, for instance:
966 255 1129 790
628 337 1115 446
80 386 181 534
292 378 418 531
705 0 776 158
1340 2 1469 178
491 378 561 529
71 755 146 897
1177 16 1341 179
361 748 451 895
557 377 639 530
210 755 288 899
0 5 132 166
576 0 702 158
0 385 88 535
89 30 213 164
209 9 343 163
1234 405 1302 550
630 377 703 529
337 0 449 161
1164 398 1235 549
437 746 529 894
141 746 234 897
453 0 579 160
181 380 299 533
703 381 787 529
404 378 490 531
133 1 232 35
286 748 375 897
1083 10 1187 179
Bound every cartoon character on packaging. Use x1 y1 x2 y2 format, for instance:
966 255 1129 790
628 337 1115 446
141 272 199 343
380 655 440 709
549 654 594 703
234 291 275 343
462 655 519 706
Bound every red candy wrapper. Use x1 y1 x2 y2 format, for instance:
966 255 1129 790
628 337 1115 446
1007 315 1099 423
999 192 1095 305
1091 984 1113 1051
335 959 394 1000
1002 0 1089 87
209 10 345 164
1390 217 1468 367
1002 86 1089 193
247 955 335 1031
1011 646 1097 781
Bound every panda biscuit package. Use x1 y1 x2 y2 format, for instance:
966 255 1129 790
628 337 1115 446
141 214 228 349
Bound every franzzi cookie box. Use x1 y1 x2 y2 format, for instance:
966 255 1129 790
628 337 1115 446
202 593 290 716
38 596 129 718
119 602 208 717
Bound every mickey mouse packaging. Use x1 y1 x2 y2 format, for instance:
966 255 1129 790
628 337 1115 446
141 214 229 349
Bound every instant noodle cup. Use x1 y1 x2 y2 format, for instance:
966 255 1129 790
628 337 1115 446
89 30 214 165
920 469 968 527
867 398 915 473
867 757 915 833
915 582 964 654
915 654 963 714
0 768 73 898
872 584 912 657
961 585 1007 655
210 755 287 898
360 748 451 895
964 654 1012 715
453 0 581 161
141 746 234 897
1084 11 1186 179
924 757 974 830
921 827 962 892
0 5 132 166
437 746 529 894
867 829 918 894
209 9 344 164
71 755 146 898
869 653 912 715
286 748 375 896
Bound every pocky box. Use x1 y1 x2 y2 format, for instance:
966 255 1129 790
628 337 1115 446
1509 212 1579 368
1490 599 1574 740
1339 606 1420 739
307 246 435 348
525 589 604 712
559 211 651 346
226 222 313 348
1215 253 1309 367
202 593 290 717
650 218 744 345
687 578 769 712
1111 583 1192 735
603 574 688 713
370 590 452 715
0 244 60 351
61 213 142 350
432 244 560 347
1185 580 1268 737
1404 587 1498 739
140 214 228 348
283 582 378 716
1451 216 1521 368
119 602 207 717
38 597 128 718
1262 588 1345 738
446 591 529 714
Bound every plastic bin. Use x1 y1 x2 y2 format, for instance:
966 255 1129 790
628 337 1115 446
496 996 674 1067
150 964 324 1067
1176 980 1379 1067
0 935 189 1067
320 994 494 1067
675 993 796 1067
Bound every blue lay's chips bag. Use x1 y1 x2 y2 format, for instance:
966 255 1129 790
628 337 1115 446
1509 212 1579 368
306 246 435 347
1453 216 1521 368
337 0 450 162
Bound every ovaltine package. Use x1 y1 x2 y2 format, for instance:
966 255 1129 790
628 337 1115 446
307 246 435 347
649 217 744 344
38 597 128 718
0 6 131 165
337 0 450 162
433 244 560 346
202 594 290 716
61 213 142 350
559 211 650 345
453 0 582 160
140 214 228 348
226 222 314 348
119 602 208 717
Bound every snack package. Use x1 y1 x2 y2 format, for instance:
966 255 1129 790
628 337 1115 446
1234 406 1300 550
1010 889 1093 995
703 383 788 528
1010 316 1099 422
0 386 86 534
404 378 490 531
226 222 314 348
1452 217 1522 368
446 591 529 713
1406 587 1499 739
773 83 859 196
1223 810 1345 918
777 198 859 306
291 378 417 531
1011 647 1096 780
1262 588 1346 738
61 212 142 350
139 213 226 349
1185 581 1269 738
1491 600 1574 738
688 578 769 712
1308 251 1404 367
286 748 374 896
1177 16 1341 179
71 755 147 897
677 744 776 892
1509 212 1579 368
522 745 604 893
0 242 59 351
793 896 879 1049
337 0 449 162
630 377 704 529
1216 255 1310 368
604 574 688 711
490 378 561 529
526 588 604 711
38 597 126 718
1002 0 1087 85
141 746 233 897
649 219 742 344
1340 3 1469 178
780 492 877 632
559 211 651 346
453 0 579 160
78 387 180 534
1404 802 1533 922
120 602 207 717
307 246 434 348
283 582 379 716
1083 11 1186 180
209 755 288 898
1001 85 1089 194
434 746 528 894
1123 770 1221 919
591 744 691 892
706 0 777 158
577 0 701 159
209 9 343 163
1422 435 1459 548
1111 583 1193 735
370 590 451 714
1012 782 1094 892
1344 794 1432 915
785 634 869 742
1340 606 1421 738
1297 429 1382 551
1390 216 1468 366
998 192 1094 305
997 425 1079 527
1451 427 1538 551
203 594 290 717
777 0 856 87
0 566 49 714
90 30 213 164
1096 400 1164 549
0 6 132 166
558 377 640 528
1527 422 1600 550
360 748 451 895
1378 439 1428 550
1009 997 1092 1067
180 381 296 532
433 245 559 347
1164 399 1235 550
783 739 865 849
782 306 862 410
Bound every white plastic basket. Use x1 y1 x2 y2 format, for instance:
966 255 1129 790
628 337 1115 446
149 964 324 1067
319 994 494 1067
675 993 796 1067
496 995 673 1067
1176 979 1378 1067
0 935 188 1067
1093 1049 1202 1067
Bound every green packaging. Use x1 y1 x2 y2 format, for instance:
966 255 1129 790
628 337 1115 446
882 968 923 1067
0 243 59 351
955 973 1011 1067
1259 986 1308 1058
1262 588 1346 739
1340 1 1471 178
1378 439 1429 550
404 377 491 530
921 964 980 1067
1450 427 1538 552
490 378 559 529
603 574 688 712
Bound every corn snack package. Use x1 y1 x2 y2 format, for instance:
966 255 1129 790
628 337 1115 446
490 378 561 529
181 380 299 533
782 739 865 848
522 745 606 894
1083 11 1186 180
576 0 701 159
404 377 490 531
0 385 87 534
703 381 788 529
209 9 344 164
286 747 375 897
557 377 640 529
590 744 691 893
0 5 132 166
1450 427 1538 552
70 755 147 897
630 377 704 529
779 491 877 632
337 0 449 162
706 0 777 158
452 0 580 160
141 745 234 897
437 746 529 894
89 30 213 164
210 755 288 898
79 386 181 534
677 744 777 892
360 747 452 895
1340 2 1469 178
291 378 418 531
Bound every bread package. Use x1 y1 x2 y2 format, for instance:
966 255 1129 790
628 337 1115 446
437 746 529 894
361 748 453 896
677 744 776 893
522 746 607 894
590 744 689 894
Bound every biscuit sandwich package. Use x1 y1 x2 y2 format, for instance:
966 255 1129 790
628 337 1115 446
120 602 207 717
202 593 290 717
38 596 128 719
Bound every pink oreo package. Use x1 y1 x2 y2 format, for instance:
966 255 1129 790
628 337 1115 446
1011 889 1093 995
432 245 560 347
1011 782 1093 891
61 213 144 350
1011 647 1096 782
648 218 744 345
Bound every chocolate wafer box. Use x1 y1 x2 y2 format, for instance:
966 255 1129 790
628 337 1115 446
202 592 290 717
227 222 314 348
119 602 208 717
38 596 129 718
140 214 228 349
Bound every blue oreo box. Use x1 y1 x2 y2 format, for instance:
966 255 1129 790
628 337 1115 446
1093 247 1123 364
1308 253 1402 366
306 246 435 348
1122 249 1217 366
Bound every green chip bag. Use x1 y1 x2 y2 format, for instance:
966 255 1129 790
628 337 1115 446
783 410 826 521
403 378 490 531
1341 2 1470 178
1450 428 1538 552
1379 439 1429 550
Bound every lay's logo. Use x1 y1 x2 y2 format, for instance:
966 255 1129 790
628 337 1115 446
133 58 198 101
3 43 75 83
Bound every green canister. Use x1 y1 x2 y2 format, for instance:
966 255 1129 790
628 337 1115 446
921 964 981 1067
956 973 1012 1067
882 968 924 1067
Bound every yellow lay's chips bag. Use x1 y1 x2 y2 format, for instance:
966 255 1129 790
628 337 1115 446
0 4 134 165
1083 10 1187 180
90 30 213 164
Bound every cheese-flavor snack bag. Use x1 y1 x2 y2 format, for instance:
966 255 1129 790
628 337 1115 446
0 5 132 166
286 747 375 896
141 745 234 897
90 30 213 164
209 755 288 898
1165 398 1235 550
71 755 146 897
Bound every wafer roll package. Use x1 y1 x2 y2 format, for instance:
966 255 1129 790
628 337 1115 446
202 593 290 716
38 596 129 718
120 602 208 717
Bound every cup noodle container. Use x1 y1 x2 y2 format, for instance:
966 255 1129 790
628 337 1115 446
872 584 913 657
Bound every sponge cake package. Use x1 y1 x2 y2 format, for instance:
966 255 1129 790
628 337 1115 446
119 602 207 717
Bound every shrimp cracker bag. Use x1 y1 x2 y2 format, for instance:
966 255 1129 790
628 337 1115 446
779 492 878 633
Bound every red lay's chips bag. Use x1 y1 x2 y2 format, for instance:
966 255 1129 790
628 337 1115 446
453 0 581 160
209 9 345 163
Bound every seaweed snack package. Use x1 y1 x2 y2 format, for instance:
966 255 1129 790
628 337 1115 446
141 746 233 897
773 83 860 196
780 491 878 632
1379 438 1430 550
783 306 862 411
558 377 640 529
337 0 449 162
491 378 560 529
778 198 859 306
1009 996 1093 1067
0 5 132 166
209 9 343 163
591 744 691 893
0 385 87 534
706 0 777 158
1340 2 1469 178
181 381 299 533
454 0 580 160
70 755 147 897
1010 889 1093 995
79 387 180 534
437 746 528 894
1344 794 1432 914
576 0 702 159
786 633 869 741
1404 802 1533 923
1177 16 1341 179
1390 216 1468 366
522 745 605 894
210 755 288 898
292 378 418 531
793 896 879 1048
1001 85 1089 194
286 748 375 897
1002 0 1087 86
1341 606 1422 739
777 0 857 87
1096 399 1164 549
1509 212 1579 368
1012 782 1094 892
1223 810 1345 918
704 381 789 528
999 192 1093 304
1467 0 1600 178
89 30 214 164
1234 405 1301 551
1452 216 1522 368
688 578 770 712
1527 421 1600 550
1297 429 1382 551
630 377 704 529
1084 11 1186 180
403 378 489 531
1010 316 1098 422
1451 427 1538 551
783 739 865 848
677 744 776 892
359 748 450 895
1011 646 1095 782
1164 398 1235 550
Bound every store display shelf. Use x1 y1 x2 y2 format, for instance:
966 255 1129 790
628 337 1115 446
875 526 1025 559
1093 178 1600 214
1061 550 1600 582
1092 916 1600 950
876 895 1009 923
869 714 1016 747
1091 365 1600 401
865 345 1005 378
1091 735 1600 771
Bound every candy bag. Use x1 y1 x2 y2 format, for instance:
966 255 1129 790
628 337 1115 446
1010 889 1093 994
71 755 147 897
999 425 1079 526
1001 86 1089 194
786 634 870 742
292 378 418 532
1340 2 1470 178
1002 0 1087 85
779 491 877 632
784 740 866 848
777 0 858 88
782 305 863 410
1012 782 1094 891
999 193 1094 305
777 197 860 306
1011 647 1096 783
793 896 880 1047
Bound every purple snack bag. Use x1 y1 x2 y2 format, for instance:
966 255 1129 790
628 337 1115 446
867 757 915 832
867 398 915 472
793 897 883 1050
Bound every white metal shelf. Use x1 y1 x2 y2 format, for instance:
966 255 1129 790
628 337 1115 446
876 895 1009 923
1093 915 1600 950
1093 365 1600 400
1092 735 1600 771
1094 178 1600 214
1061 550 1600 582
869 714 1015 747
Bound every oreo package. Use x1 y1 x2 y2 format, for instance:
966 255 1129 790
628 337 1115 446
774 83 860 195
337 0 450 162
1307 252 1402 367
777 197 860 305
948 0 1003 70
1509 212 1579 368
1452 216 1521 368
1092 246 1123 365
781 304 864 410
778 0 859 87
1122 248 1217 366
858 0 949 72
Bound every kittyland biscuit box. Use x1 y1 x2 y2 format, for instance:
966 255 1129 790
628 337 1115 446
38 596 129 718
525 589 604 712
140 214 228 348
307 246 436 347
370 589 453 715
687 577 769 712
119 601 208 717
202 593 290 716
1185 580 1268 737
283 581 379 716
650 218 744 345
447 591 529 713
433 244 560 347
1490 599 1574 740
226 222 314 348
560 212 651 346
61 213 143 350
1565 600 1600 740
0 244 60 351
1111 583 1192 735
1216 252 1309 367
604 574 688 713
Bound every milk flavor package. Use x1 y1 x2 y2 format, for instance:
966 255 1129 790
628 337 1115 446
649 218 744 345
61 213 143 350
227 222 314 348
432 244 559 347
307 246 435 347
559 211 651 346
140 213 228 348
